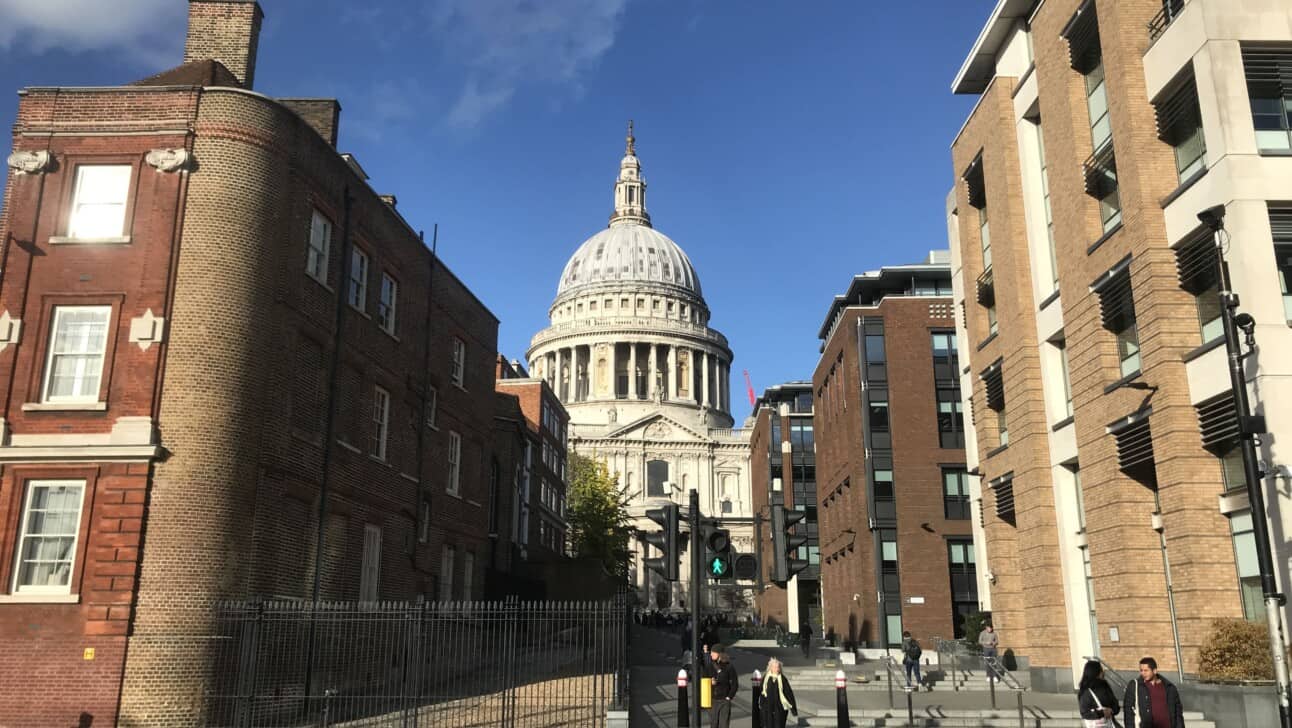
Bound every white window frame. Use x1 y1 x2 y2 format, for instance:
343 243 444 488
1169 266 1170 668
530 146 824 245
440 545 455 601
307 209 332 283
371 385 390 461
348 248 369 311
426 386 439 429
378 272 398 334
447 430 462 495
360 524 381 602
12 479 86 595
451 338 466 388
67 165 131 240
42 305 112 404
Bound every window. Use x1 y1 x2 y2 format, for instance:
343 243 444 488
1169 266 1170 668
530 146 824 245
978 206 992 271
937 388 965 449
418 498 431 544
1155 69 1206 182
872 465 895 521
360 524 381 602
67 165 131 239
646 459 669 497
1093 261 1140 377
864 324 887 381
1086 61 1112 151
1057 340 1074 418
42 306 111 404
982 360 1007 448
868 394 890 449
1241 45 1292 152
440 545 455 601
987 304 998 336
1271 206 1292 324
1229 511 1266 621
307 209 332 282
943 469 970 520
11 480 85 594
462 552 475 601
426 386 438 429
447 431 461 495
348 248 369 310
378 273 397 334
1079 53 1122 233
947 539 978 638
371 385 390 460
1031 120 1059 288
932 332 959 381
451 338 466 388
996 408 1010 447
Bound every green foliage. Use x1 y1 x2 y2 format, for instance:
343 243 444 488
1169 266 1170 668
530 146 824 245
1198 618 1275 682
960 612 991 653
566 453 634 580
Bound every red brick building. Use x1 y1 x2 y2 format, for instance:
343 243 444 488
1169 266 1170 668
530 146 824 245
749 382 819 633
0 1 503 723
814 253 976 651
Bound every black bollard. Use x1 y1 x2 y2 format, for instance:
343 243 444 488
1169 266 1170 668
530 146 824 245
835 670 848 728
677 669 690 727
751 670 762 728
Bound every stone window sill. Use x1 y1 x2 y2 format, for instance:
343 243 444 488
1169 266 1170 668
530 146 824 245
49 236 131 245
977 332 998 352
985 443 1010 459
1182 336 1225 363
1159 166 1208 209
0 593 79 604
336 439 361 454
1103 370 1143 394
22 401 107 412
1086 222 1124 256
1051 415 1075 432
1038 289 1061 312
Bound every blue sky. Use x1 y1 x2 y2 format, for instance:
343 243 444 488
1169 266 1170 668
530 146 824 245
0 0 990 416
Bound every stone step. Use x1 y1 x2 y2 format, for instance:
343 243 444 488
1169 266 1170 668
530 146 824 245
792 710 1215 728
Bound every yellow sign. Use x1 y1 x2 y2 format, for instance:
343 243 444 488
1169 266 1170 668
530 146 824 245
83 647 96 661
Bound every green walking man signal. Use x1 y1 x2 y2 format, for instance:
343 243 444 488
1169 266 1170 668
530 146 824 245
701 520 732 581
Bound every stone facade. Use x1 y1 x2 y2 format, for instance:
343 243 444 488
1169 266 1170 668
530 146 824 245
0 2 505 724
948 0 1292 684
527 127 753 610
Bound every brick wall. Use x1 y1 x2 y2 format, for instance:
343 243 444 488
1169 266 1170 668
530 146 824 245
182 0 263 88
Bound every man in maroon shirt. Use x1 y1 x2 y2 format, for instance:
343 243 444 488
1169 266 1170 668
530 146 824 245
1123 656 1186 728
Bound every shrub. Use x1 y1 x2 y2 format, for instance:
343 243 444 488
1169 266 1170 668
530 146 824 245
1198 618 1274 682
960 612 991 653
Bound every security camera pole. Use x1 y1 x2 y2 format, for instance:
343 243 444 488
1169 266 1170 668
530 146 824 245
1201 204 1292 728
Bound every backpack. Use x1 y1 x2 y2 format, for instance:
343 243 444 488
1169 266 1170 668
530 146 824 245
905 640 922 661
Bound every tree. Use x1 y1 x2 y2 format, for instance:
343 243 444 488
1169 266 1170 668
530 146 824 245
566 453 634 580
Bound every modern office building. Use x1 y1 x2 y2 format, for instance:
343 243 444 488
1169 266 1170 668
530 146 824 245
749 382 820 632
947 0 1292 688
812 253 976 649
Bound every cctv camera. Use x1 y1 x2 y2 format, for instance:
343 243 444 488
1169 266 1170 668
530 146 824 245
1235 313 1255 331
1197 204 1226 231
985 571 997 584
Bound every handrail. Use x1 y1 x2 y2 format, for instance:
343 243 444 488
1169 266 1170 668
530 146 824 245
984 655 1025 691
1147 0 1186 42
1083 654 1130 689
884 654 913 689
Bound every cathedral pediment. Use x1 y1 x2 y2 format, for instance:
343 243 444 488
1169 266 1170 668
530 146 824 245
603 413 708 443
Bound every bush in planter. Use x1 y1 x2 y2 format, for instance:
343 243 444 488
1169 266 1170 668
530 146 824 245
960 611 991 653
1198 618 1273 681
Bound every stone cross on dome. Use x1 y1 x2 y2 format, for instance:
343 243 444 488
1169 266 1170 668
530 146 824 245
610 120 651 228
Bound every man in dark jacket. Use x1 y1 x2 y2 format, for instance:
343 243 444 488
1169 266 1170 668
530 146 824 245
708 645 738 728
1123 656 1185 728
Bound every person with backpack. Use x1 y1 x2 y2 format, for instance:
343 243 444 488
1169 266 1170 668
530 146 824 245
900 630 926 690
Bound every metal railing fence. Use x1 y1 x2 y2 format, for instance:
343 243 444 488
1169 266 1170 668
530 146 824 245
203 596 629 728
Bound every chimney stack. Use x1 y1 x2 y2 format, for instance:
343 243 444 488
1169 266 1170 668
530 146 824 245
184 0 264 89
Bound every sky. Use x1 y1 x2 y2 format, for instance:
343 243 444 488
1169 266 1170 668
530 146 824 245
0 0 990 415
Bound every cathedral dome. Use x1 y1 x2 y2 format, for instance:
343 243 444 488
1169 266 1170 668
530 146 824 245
557 223 702 298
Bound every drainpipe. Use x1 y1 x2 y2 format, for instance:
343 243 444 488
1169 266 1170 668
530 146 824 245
1152 491 1186 684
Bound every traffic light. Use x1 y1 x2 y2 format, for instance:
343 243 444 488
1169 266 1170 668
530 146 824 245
771 504 808 584
701 521 733 580
643 504 681 581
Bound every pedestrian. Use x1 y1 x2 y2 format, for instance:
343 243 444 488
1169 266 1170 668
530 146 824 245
900 631 925 690
1077 659 1120 728
709 644 738 728
1123 656 1184 728
759 657 799 728
799 621 812 659
978 624 1000 683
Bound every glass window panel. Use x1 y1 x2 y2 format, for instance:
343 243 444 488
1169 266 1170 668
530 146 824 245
13 480 85 593
882 541 898 562
43 306 111 403
68 165 131 238
865 335 886 362
886 615 904 645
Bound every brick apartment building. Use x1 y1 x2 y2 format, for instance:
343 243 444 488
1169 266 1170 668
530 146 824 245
813 253 976 650
0 1 506 724
947 0 1292 689
748 382 820 633
494 356 570 588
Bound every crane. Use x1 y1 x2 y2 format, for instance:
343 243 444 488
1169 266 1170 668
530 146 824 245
743 370 756 409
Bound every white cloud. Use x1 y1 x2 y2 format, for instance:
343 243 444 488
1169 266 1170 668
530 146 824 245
0 0 185 67
426 0 630 127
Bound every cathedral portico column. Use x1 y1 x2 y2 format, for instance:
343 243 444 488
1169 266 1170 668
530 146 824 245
629 342 639 399
667 345 677 401
648 344 658 399
609 342 619 400
701 351 711 408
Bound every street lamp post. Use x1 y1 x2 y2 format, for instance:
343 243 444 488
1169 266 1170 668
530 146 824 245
1200 204 1291 728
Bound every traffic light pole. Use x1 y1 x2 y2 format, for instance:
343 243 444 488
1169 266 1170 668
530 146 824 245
689 488 702 728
